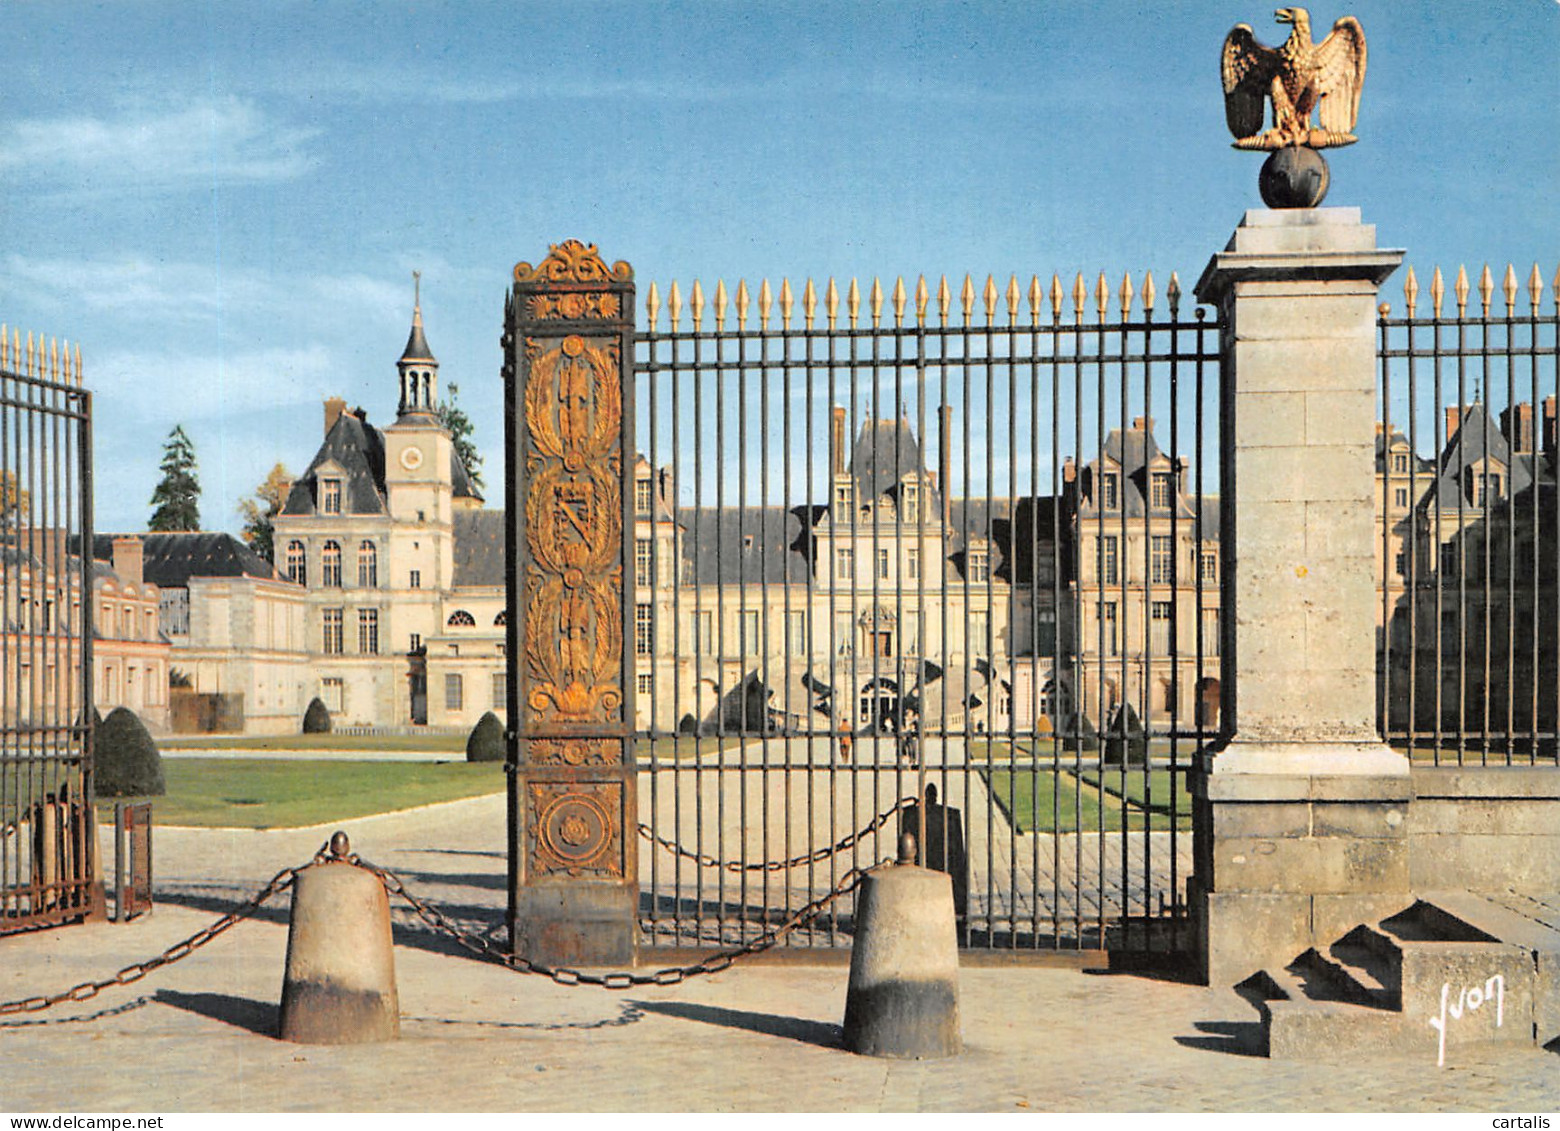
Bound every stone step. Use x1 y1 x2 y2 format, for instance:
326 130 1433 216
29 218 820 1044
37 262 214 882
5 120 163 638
1245 964 1402 1060
1323 935 1399 1009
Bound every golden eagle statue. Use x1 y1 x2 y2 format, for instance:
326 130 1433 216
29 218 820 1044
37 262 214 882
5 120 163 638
1222 7 1366 150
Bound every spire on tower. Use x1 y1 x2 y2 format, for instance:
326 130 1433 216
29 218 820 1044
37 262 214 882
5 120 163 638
397 271 438 417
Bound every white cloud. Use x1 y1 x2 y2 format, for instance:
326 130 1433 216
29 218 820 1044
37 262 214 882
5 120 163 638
0 97 320 192
92 344 337 421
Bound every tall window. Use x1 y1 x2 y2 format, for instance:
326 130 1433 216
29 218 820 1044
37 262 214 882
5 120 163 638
834 612 854 656
1201 608 1220 656
901 482 918 521
1150 535 1174 585
1099 602 1118 655
969 610 989 654
691 610 714 654
358 608 379 654
445 673 464 711
1474 471 1502 506
635 604 653 655
635 537 652 588
1394 487 1409 508
1101 472 1118 509
1150 601 1172 652
1099 536 1119 586
1393 453 1409 474
409 569 421 589
1037 608 1057 653
322 541 342 587
635 478 652 516
786 610 807 654
492 672 507 709
321 477 342 515
834 482 852 510
358 541 378 587
635 673 653 699
286 541 307 586
1150 472 1173 510
1199 550 1217 583
968 550 989 583
321 677 344 713
322 608 343 655
906 547 920 581
876 547 890 580
740 610 760 654
410 632 422 653
835 547 853 582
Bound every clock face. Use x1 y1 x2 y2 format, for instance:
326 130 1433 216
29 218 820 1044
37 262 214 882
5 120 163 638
400 444 425 471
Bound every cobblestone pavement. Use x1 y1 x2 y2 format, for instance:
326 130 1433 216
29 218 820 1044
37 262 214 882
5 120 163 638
1 795 1556 1113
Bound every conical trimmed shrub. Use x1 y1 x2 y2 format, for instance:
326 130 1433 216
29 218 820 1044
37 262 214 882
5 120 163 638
95 707 165 798
302 697 332 734
467 711 505 762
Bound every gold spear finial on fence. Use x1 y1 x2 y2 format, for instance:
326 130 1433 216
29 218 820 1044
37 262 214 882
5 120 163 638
1167 271 1181 315
690 279 705 330
892 277 906 327
714 280 728 330
1027 275 1042 325
1478 265 1493 317
1529 265 1544 312
759 279 773 327
1006 275 1020 326
0 324 7 369
937 276 950 326
826 278 839 330
803 279 817 329
26 331 35 377
847 278 860 329
74 343 82 386
734 280 750 329
647 282 661 329
668 280 683 330
982 275 997 324
960 274 975 326
1050 274 1064 321
1431 267 1445 318
1552 264 1560 308
780 279 794 327
1454 266 1469 316
869 277 882 328
1502 264 1517 314
1094 272 1110 321
49 339 58 382
915 275 928 325
1141 271 1156 313
60 341 71 384
1403 266 1418 316
1072 273 1086 322
1119 272 1134 318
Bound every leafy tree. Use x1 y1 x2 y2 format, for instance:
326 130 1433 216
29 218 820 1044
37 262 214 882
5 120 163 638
237 462 292 562
148 425 201 531
436 382 484 492
96 707 165 798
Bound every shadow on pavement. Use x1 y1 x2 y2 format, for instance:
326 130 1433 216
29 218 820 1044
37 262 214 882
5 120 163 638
631 999 842 1049
156 989 277 1038
1173 1019 1266 1058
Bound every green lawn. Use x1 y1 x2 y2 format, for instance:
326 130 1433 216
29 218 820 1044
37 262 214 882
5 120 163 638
145 758 505 828
1078 768 1194 822
163 732 467 753
983 768 1191 834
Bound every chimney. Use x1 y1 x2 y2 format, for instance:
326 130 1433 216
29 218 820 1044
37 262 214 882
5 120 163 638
1132 415 1152 432
939 404 953 527
1545 396 1558 453
325 396 347 436
111 536 144 584
1063 457 1077 484
1445 404 1463 441
1502 401 1535 454
830 406 847 478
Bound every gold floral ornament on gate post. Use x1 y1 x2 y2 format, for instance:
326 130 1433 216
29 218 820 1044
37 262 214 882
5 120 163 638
1221 8 1366 209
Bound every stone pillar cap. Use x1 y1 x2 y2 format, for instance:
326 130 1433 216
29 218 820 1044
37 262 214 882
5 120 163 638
1195 208 1403 304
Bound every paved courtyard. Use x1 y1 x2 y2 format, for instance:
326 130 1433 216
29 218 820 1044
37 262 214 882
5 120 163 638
2 792 1556 1113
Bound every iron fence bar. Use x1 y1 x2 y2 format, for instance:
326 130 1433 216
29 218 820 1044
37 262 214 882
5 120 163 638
1529 294 1543 764
1503 298 1516 764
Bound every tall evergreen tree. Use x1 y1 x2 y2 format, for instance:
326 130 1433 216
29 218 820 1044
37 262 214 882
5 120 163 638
237 462 292 562
148 424 201 531
436 382 484 492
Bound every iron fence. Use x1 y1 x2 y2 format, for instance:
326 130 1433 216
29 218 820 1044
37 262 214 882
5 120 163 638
1377 264 1560 765
630 269 1221 952
0 329 95 933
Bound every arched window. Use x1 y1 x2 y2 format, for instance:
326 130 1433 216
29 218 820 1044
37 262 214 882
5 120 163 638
322 541 342 588
358 541 378 588
286 541 307 586
447 610 476 627
493 610 507 626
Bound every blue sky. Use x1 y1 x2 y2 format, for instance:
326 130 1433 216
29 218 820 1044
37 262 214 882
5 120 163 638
2 0 1555 533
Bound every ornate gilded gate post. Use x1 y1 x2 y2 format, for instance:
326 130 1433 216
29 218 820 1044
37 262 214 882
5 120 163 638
504 241 637 965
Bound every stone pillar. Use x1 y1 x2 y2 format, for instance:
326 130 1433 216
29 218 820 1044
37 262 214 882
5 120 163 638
1192 208 1408 986
505 240 637 966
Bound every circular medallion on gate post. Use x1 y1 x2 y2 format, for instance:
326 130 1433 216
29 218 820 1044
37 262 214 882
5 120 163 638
537 790 615 874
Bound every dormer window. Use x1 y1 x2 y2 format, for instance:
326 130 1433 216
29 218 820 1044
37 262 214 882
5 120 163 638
635 478 653 516
969 549 990 583
835 482 852 510
1392 453 1409 474
1101 472 1119 510
1150 472 1173 510
1474 470 1502 506
321 477 342 515
902 482 919 522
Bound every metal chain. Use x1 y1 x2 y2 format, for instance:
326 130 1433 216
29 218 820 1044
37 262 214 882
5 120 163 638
0 861 303 1018
361 852 887 988
637 795 915 873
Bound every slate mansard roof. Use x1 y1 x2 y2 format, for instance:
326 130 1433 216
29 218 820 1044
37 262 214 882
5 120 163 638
92 532 282 588
281 408 480 518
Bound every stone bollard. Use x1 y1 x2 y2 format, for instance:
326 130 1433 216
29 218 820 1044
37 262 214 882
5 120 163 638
842 833 961 1059
278 833 399 1044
